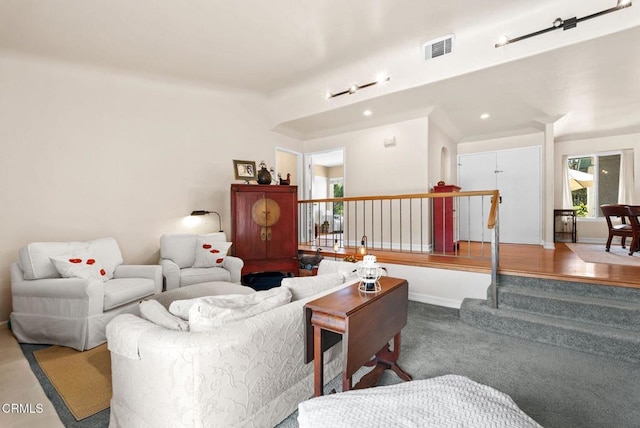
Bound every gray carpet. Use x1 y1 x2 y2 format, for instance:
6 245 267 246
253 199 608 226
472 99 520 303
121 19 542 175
278 301 640 428
22 301 640 427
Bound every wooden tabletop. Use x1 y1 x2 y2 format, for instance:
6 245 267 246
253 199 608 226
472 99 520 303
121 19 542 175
305 276 408 317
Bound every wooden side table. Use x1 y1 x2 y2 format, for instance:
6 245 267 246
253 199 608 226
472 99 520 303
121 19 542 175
304 276 412 396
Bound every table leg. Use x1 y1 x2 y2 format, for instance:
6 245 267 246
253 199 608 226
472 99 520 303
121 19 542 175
342 368 353 392
383 334 412 382
313 325 324 397
354 333 412 389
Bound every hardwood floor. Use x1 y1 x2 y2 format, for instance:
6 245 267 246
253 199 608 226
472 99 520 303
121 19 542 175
300 241 640 289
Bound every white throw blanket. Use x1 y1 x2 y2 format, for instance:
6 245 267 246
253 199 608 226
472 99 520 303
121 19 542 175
297 374 542 428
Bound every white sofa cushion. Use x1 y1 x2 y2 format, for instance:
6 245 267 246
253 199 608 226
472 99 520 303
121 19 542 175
160 232 227 269
317 259 358 280
18 237 123 280
87 237 124 279
50 252 108 282
281 273 345 301
140 300 189 331
104 278 156 311
192 238 232 268
187 287 292 332
19 241 88 280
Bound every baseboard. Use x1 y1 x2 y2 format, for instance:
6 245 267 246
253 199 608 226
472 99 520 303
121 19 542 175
0 320 7 327
409 292 462 309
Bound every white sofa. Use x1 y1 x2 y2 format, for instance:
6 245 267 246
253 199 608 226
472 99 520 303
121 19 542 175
106 260 359 428
159 232 244 290
10 237 162 351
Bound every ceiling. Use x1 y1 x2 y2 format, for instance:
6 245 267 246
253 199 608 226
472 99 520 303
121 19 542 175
280 25 640 142
310 150 344 168
1 0 638 142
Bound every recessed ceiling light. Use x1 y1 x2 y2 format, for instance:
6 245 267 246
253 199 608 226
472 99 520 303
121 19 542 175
480 113 490 119
375 73 390 84
363 110 372 116
496 35 509 47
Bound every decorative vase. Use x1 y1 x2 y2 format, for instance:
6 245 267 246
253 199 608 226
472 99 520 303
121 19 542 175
257 161 272 185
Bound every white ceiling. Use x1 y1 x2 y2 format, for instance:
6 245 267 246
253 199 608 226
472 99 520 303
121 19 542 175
280 25 640 142
1 0 639 142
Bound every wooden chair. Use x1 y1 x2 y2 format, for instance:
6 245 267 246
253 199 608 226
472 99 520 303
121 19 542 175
600 204 638 255
626 205 640 255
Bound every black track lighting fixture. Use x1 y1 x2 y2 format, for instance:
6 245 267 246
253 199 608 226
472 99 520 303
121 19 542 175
495 0 632 48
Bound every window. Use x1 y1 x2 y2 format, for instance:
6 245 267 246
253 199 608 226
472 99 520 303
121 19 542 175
332 181 344 215
567 154 621 217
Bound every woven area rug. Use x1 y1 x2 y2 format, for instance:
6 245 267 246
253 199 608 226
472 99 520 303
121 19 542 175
33 343 111 421
566 243 640 267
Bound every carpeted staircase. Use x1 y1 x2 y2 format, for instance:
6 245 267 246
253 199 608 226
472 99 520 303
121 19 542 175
460 274 640 363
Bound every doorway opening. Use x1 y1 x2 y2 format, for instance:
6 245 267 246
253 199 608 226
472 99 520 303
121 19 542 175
303 149 344 247
275 147 302 198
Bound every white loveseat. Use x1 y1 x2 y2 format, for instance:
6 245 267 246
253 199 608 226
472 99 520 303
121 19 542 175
159 232 244 290
10 237 162 351
106 260 359 428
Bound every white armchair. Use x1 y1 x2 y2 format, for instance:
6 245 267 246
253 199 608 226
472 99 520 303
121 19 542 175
159 232 243 290
10 237 162 351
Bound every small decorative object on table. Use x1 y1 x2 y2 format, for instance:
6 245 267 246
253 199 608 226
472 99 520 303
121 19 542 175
357 255 383 293
278 173 291 185
257 160 272 185
298 248 323 270
343 254 358 263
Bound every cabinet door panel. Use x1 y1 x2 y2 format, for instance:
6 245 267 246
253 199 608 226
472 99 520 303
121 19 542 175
266 191 298 259
232 190 267 261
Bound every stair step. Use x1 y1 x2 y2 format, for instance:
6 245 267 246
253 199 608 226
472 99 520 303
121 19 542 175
460 298 640 363
497 285 640 332
497 274 640 303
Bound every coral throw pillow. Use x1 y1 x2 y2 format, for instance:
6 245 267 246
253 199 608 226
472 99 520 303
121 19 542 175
192 238 232 268
50 253 108 282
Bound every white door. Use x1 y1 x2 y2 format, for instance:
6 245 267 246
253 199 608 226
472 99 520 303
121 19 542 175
458 152 496 242
458 147 541 245
497 147 541 244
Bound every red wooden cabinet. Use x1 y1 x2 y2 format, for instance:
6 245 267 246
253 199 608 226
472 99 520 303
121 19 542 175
433 184 460 252
231 184 298 275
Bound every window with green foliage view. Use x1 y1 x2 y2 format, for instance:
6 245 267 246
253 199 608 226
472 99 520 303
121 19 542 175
568 154 620 217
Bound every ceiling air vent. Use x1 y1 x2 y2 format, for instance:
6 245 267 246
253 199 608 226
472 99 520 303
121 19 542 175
423 34 454 61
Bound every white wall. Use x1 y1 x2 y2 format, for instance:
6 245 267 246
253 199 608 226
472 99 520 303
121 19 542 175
0 54 299 321
554 132 640 242
428 120 457 188
304 117 429 196
457 132 544 155
385 263 490 309
275 149 299 186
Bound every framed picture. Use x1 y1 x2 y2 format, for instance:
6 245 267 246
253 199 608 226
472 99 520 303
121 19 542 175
233 160 257 181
